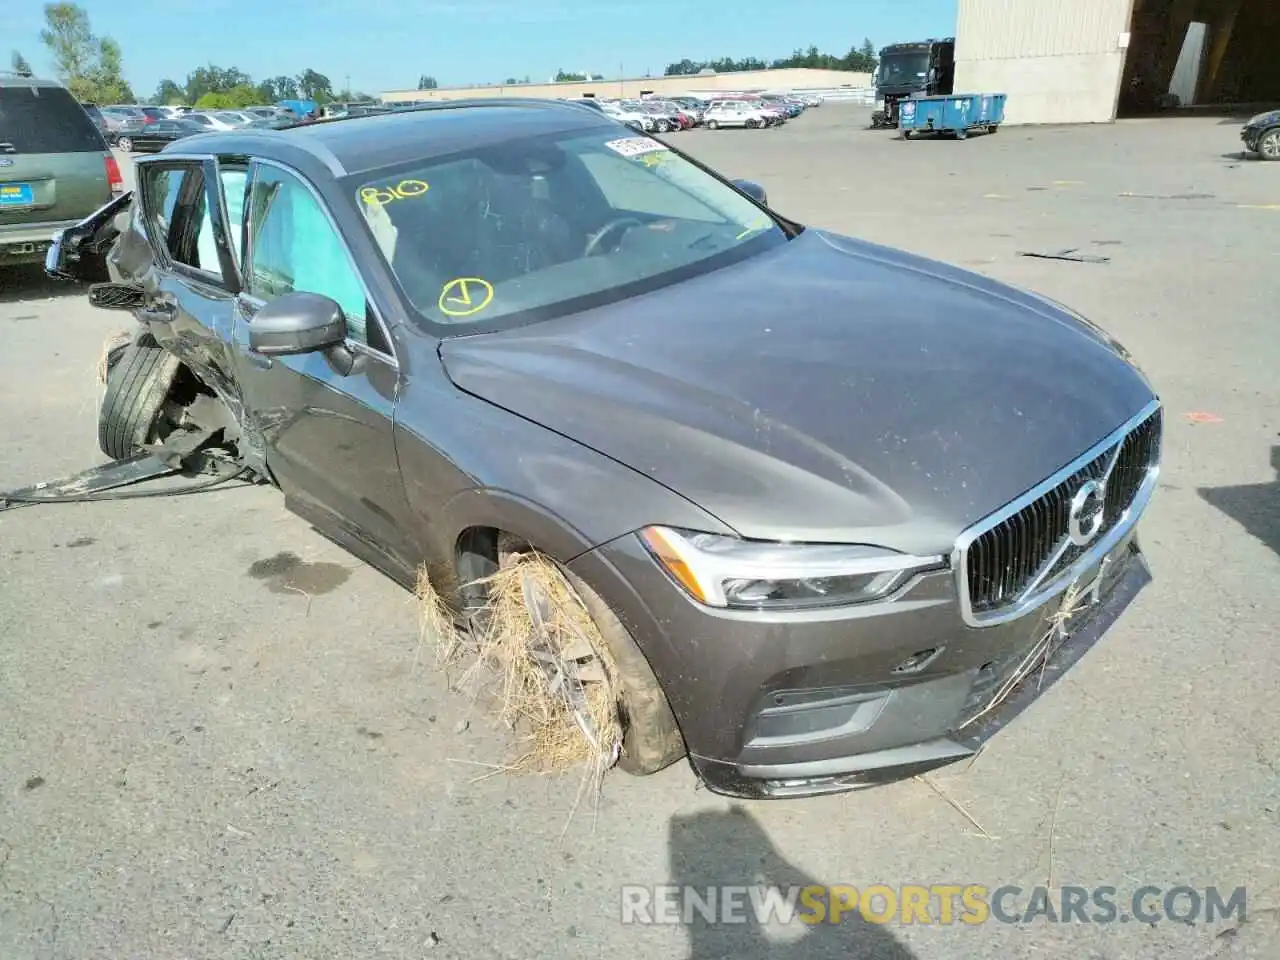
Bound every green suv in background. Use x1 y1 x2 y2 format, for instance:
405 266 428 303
0 72 124 268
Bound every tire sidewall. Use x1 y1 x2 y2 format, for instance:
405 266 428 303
1260 127 1280 161
560 565 686 775
489 535 686 776
98 337 181 460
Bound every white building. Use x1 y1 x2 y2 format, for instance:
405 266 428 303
953 0 1279 125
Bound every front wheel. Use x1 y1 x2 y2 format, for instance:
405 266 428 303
495 538 686 777
707 119 719 130
746 118 759 129
117 137 133 152
1259 127 1280 161
655 119 670 133
98 339 182 460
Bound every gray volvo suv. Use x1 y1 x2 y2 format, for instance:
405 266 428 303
44 101 1161 798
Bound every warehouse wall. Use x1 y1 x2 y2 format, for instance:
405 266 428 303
381 68 871 104
954 0 1137 124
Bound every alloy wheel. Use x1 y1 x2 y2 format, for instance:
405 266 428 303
1260 129 1280 161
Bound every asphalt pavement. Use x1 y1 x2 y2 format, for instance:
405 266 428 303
1 106 1277 959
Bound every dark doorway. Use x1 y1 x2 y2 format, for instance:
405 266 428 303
1119 0 1280 116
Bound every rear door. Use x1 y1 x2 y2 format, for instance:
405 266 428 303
132 154 251 457
0 83 112 232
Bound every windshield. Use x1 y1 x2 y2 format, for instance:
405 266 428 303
352 126 786 332
879 52 930 83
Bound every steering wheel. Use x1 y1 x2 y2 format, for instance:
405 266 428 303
583 217 644 257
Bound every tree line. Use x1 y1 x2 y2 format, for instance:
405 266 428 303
665 41 878 76
495 45 878 87
12 2 369 108
10 3 880 107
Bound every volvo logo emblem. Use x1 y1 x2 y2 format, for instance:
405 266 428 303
1068 479 1107 547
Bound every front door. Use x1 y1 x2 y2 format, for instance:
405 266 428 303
227 159 419 583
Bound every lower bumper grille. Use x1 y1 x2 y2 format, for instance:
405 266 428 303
958 403 1162 626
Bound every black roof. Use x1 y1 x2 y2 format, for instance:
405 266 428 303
880 38 954 53
174 99 612 178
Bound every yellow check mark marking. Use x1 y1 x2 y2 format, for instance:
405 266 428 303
446 281 473 306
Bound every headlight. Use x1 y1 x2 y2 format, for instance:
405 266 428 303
639 526 945 610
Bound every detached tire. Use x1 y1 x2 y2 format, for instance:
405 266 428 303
98 341 181 460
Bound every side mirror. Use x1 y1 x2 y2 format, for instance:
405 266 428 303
732 179 768 205
249 292 347 356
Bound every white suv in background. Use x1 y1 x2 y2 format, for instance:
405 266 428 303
703 100 770 129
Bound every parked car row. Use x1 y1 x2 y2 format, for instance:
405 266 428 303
570 92 821 132
105 105 302 153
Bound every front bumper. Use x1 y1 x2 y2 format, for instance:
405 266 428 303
569 527 1150 800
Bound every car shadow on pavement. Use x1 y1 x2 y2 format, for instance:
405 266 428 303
669 806 917 960
1198 445 1280 561
0 264 87 305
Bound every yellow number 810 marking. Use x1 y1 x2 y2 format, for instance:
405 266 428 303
360 179 430 207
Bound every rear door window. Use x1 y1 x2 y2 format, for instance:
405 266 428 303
139 162 225 281
0 84 106 154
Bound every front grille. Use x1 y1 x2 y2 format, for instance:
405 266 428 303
961 406 1162 623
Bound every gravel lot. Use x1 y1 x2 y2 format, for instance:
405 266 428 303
1 105 1277 959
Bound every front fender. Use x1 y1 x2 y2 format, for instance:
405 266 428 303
394 381 734 594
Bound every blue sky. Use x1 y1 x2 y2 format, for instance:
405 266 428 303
10 0 957 98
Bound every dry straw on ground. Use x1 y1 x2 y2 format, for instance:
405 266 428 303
416 556 623 789
957 581 1087 733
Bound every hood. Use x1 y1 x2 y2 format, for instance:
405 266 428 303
1245 109 1280 128
440 230 1156 556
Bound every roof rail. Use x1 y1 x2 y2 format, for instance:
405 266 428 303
381 96 592 114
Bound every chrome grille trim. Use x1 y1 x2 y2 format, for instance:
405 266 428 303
953 398 1163 628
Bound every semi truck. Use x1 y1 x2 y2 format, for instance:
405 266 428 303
870 38 956 129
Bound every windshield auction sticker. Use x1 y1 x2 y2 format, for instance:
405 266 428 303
604 137 669 158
